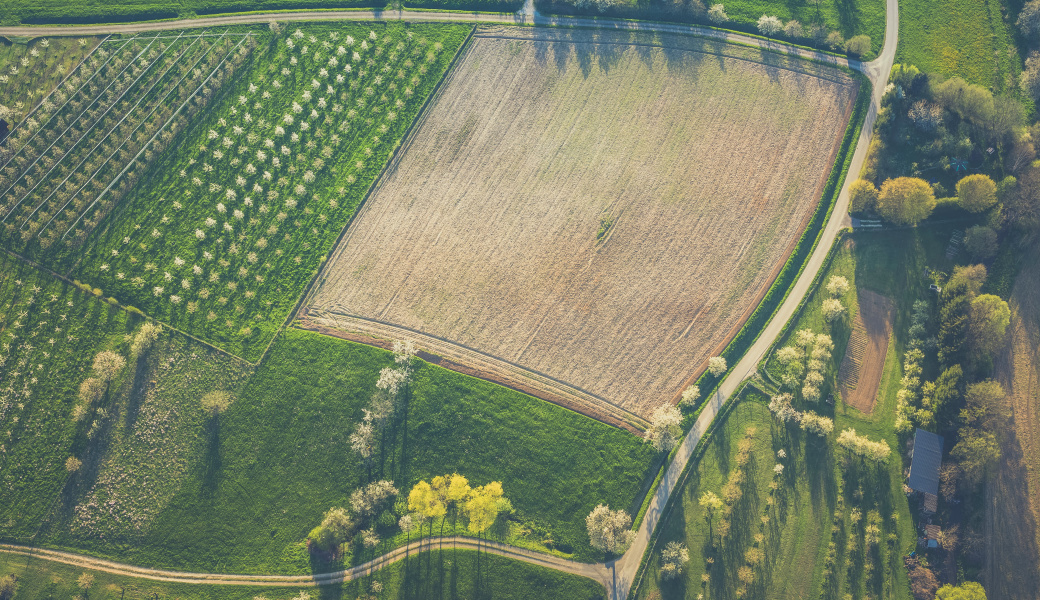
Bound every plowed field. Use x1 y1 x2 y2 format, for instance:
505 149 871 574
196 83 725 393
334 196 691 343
308 27 858 422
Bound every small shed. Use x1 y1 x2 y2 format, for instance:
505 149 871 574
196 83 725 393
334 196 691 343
924 524 942 549
908 429 944 497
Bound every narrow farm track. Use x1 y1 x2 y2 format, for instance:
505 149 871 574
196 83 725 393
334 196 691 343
0 538 611 589
0 0 898 598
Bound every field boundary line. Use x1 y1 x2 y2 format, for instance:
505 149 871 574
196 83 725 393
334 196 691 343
0 246 255 367
272 25 479 369
299 309 649 432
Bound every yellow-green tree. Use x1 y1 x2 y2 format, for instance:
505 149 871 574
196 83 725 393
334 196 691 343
877 177 935 226
969 294 1011 359
956 174 997 213
408 480 447 537
465 481 512 534
849 179 879 213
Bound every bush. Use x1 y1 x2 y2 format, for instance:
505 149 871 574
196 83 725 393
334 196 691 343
964 226 998 260
956 174 998 213
844 35 871 56
849 178 879 213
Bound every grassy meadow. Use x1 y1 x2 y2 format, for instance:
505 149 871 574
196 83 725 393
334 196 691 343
0 549 604 600
896 0 1022 92
26 327 654 573
0 252 143 540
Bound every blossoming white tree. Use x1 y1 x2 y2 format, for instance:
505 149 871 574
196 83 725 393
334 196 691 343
586 504 635 554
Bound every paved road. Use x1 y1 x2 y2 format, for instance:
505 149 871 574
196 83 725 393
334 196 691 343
0 1 898 598
608 0 898 596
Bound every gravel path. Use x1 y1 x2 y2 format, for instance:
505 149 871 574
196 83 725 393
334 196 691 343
0 0 898 597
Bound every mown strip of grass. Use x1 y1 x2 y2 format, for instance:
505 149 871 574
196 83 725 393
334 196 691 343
34 327 653 573
0 548 604 600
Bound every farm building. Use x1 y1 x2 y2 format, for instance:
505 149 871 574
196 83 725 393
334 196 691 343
908 429 944 499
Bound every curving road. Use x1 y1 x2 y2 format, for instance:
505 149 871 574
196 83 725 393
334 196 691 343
0 1 898 599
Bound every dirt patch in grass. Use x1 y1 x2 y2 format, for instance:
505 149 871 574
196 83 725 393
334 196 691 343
838 289 895 414
308 27 858 422
987 244 1040 599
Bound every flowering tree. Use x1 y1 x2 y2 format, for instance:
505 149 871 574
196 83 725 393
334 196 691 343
350 480 398 519
708 356 727 376
308 507 353 552
826 276 850 297
586 504 635 554
644 404 683 452
707 3 727 23
659 541 689 580
92 350 125 383
822 298 846 323
679 384 700 407
698 490 723 539
757 15 783 36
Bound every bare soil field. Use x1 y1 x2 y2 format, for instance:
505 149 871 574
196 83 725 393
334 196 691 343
838 289 894 414
987 247 1040 599
308 27 858 423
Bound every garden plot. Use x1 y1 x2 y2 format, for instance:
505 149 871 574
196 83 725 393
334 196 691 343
308 28 858 421
838 290 894 414
76 23 471 362
0 31 255 255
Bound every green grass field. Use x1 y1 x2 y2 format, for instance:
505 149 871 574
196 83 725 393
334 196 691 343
0 549 605 600
721 0 886 52
896 0 1022 92
26 327 654 573
0 253 143 540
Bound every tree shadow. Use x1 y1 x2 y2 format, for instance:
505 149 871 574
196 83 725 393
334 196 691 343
202 416 222 494
833 0 862 37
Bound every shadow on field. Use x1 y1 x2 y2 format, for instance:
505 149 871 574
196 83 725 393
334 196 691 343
202 416 222 493
834 0 863 37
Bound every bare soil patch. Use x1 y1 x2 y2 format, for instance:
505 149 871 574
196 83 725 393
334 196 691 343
308 27 858 421
838 289 894 414
987 246 1040 599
